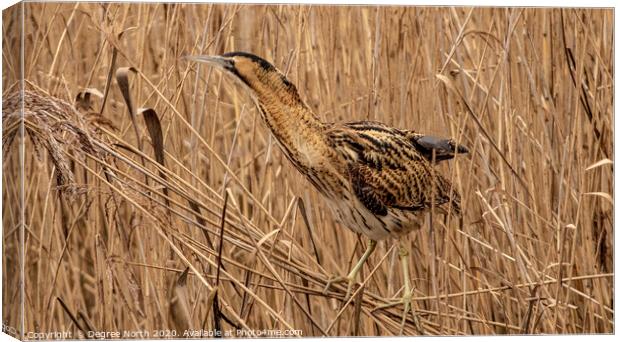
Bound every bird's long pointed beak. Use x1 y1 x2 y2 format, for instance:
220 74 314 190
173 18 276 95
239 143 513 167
184 55 234 71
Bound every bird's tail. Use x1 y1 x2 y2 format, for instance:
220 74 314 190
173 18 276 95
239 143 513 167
434 175 462 217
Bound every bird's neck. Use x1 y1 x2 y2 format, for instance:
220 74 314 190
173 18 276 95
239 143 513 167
249 76 327 168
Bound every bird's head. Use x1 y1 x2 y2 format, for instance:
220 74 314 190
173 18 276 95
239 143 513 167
185 52 301 104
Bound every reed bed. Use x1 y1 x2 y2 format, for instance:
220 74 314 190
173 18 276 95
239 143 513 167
2 3 613 337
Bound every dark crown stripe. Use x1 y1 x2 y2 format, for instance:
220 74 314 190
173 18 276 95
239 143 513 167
222 51 276 72
223 51 296 92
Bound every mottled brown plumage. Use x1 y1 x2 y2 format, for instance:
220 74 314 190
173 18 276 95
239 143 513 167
323 120 465 240
187 52 468 312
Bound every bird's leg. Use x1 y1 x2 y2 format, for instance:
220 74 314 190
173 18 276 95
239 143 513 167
398 243 424 334
373 243 425 334
344 239 377 298
323 240 377 301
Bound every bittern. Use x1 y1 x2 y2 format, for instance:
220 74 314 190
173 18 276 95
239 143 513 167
186 52 467 320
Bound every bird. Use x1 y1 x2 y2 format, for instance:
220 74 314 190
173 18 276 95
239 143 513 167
186 51 468 323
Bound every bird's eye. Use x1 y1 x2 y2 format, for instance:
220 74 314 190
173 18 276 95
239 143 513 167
224 59 235 71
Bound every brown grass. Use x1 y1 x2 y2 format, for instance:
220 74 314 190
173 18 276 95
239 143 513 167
2 3 613 337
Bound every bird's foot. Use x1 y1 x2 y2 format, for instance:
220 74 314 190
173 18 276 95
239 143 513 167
373 289 425 334
322 274 356 302
323 240 376 303
373 289 412 311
